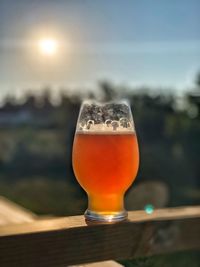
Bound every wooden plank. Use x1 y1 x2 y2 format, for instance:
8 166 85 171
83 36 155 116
70 260 123 267
0 196 36 226
0 206 199 267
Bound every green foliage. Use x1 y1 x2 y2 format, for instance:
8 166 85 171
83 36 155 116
0 81 199 215
119 251 200 267
0 178 86 216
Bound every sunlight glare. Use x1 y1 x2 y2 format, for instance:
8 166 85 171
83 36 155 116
38 38 58 56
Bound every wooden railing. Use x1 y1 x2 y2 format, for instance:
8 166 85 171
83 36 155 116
0 206 199 267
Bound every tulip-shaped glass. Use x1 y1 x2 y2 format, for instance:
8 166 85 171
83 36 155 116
72 100 139 222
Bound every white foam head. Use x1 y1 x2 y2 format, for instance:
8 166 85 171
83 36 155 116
77 122 135 134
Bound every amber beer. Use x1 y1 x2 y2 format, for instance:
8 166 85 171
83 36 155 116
72 131 139 214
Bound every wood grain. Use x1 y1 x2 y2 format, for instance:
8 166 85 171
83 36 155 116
0 206 199 267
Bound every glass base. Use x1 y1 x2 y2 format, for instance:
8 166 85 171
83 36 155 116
84 209 128 223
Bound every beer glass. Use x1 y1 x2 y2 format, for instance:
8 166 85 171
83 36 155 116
72 100 139 222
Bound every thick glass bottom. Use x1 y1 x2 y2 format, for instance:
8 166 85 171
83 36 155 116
84 209 128 223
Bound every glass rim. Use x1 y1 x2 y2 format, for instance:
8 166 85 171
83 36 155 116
80 98 131 106
76 98 135 133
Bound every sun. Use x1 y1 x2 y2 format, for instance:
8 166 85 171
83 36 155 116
38 38 58 56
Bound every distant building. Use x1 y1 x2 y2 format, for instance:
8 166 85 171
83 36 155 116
0 95 56 128
0 110 32 127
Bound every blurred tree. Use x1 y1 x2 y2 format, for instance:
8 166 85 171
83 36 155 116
186 72 200 118
99 81 117 101
0 76 200 215
195 71 200 89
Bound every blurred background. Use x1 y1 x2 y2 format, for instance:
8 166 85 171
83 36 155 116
0 0 199 217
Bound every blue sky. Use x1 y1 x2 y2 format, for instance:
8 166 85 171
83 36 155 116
0 0 200 98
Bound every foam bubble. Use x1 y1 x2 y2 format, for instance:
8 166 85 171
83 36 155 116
76 123 135 134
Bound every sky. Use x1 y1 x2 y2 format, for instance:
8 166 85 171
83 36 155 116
0 0 200 99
